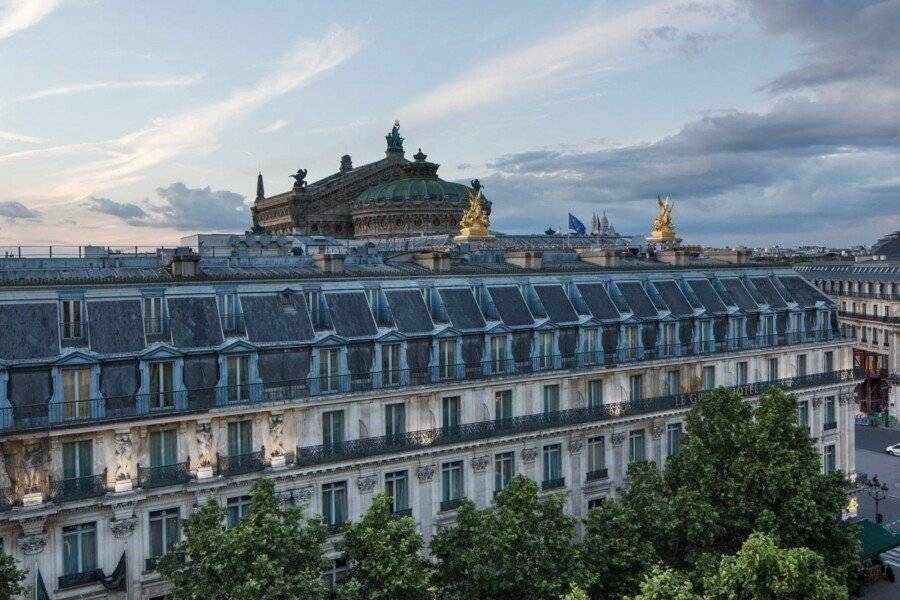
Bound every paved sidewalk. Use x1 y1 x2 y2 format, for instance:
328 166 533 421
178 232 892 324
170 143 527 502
858 579 900 599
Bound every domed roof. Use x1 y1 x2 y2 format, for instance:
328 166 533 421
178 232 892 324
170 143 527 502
353 177 471 207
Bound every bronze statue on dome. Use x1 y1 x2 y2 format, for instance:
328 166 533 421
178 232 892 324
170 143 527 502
385 119 404 152
291 168 308 189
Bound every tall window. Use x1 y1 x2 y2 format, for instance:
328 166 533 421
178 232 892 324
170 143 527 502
62 368 91 420
322 410 344 449
587 436 605 475
587 379 603 409
666 423 682 457
824 350 834 372
768 357 779 381
305 291 321 329
441 461 464 505
220 293 239 332
149 429 177 467
763 315 775 343
624 325 639 360
442 396 461 431
143 296 163 335
227 355 251 402
736 361 748 385
381 343 401 386
494 452 514 493
538 332 554 369
628 429 645 463
797 354 807 377
490 336 507 373
62 440 93 480
438 339 455 379
699 320 713 351
702 365 716 391
629 374 643 402
495 390 512 422
824 396 836 427
322 482 348 529
385 403 406 439
543 385 559 413
385 470 409 514
149 361 174 410
227 420 253 456
661 322 676 356
226 495 251 528
666 370 681 396
61 299 83 340
542 444 562 484
149 508 180 560
798 400 809 430
823 445 836 475
583 328 599 364
62 523 96 576
320 348 341 392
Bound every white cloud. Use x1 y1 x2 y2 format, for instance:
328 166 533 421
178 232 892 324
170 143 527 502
11 74 201 103
0 0 62 41
398 0 734 125
0 129 42 143
259 118 288 133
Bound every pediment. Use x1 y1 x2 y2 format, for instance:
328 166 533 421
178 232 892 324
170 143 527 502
140 343 183 360
313 333 348 348
54 349 100 366
218 339 257 354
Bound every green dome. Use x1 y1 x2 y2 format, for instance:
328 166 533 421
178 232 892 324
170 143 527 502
353 177 471 207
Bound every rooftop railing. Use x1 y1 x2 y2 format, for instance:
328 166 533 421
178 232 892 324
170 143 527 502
830 290 900 302
0 330 848 436
837 310 900 324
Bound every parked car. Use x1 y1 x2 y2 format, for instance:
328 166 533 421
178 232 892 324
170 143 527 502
886 443 900 456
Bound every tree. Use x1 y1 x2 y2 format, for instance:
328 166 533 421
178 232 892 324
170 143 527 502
703 532 846 600
336 494 432 600
431 475 587 600
581 499 656 599
158 479 328 600
0 552 27 600
628 566 698 600
561 586 589 600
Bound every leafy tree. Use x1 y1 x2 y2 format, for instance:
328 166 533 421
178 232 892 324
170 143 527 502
431 475 587 600
0 552 27 600
336 494 432 600
628 566 698 600
703 532 846 600
561 586 589 600
581 499 656 599
158 479 328 600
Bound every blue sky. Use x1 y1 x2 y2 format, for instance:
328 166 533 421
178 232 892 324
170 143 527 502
0 0 898 247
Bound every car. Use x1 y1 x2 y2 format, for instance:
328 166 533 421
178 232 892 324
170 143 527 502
886 443 900 456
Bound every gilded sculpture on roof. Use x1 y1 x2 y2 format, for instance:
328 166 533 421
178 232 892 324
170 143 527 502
456 188 492 240
650 195 677 241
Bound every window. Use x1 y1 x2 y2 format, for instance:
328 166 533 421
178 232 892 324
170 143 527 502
538 332 554 369
438 339 456 379
61 299 83 340
666 370 681 396
442 396 461 431
441 461 464 504
873 329 879 344
543 444 562 484
624 325 639 359
823 445 836 475
798 400 809 430
666 423 682 457
699 320 713 350
381 343 401 386
790 312 802 335
305 291 321 329
319 348 341 392
629 374 643 402
661 322 676 356
226 355 251 403
587 436 605 474
149 429 177 467
495 390 512 422
62 368 91 420
220 293 239 332
490 335 507 373
797 354 807 377
143 296 163 335
62 523 96 576
322 557 349 590
702 366 716 391
148 361 175 409
62 440 93 480
583 328 599 364
736 361 748 385
385 403 406 439
543 385 559 413
628 429 645 463
824 351 834 373
824 396 836 428
227 420 253 456
494 452 514 493
587 497 606 511
385 470 409 513
768 357 779 381
763 315 775 342
149 508 180 559
322 410 344 449
322 481 348 529
587 379 603 409
226 495 251 528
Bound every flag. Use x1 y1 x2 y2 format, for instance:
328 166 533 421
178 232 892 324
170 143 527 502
568 213 586 235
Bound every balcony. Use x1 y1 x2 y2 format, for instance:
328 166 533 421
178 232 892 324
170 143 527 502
838 310 900 324
138 461 190 489
58 570 100 590
390 507 413 518
50 473 107 503
824 421 838 431
585 468 609 482
217 450 265 477
542 477 566 491
145 557 158 572
326 521 349 535
440 497 466 512
297 369 860 468
831 290 900 302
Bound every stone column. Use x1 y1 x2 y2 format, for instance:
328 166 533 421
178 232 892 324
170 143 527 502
567 439 584 521
651 425 664 465
356 474 378 515
416 464 436 546
471 456 490 507
521 446 539 483
812 396 823 443
610 432 626 489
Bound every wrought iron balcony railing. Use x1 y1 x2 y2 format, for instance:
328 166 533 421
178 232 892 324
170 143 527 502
440 498 466 512
830 289 900 301
542 477 566 491
217 450 265 477
824 421 838 431
0 330 848 435
585 468 609 482
58 570 100 590
138 461 190 489
838 310 900 324
390 507 413 518
326 521 349 535
296 369 859 468
50 472 107 503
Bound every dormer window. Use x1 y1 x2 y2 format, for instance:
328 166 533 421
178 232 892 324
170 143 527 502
305 291 321 328
144 296 163 335
148 362 175 410
227 355 251 403
61 299 83 340
490 335 507 374
538 332 553 369
320 348 341 393
381 343 401 386
62 368 91 420
582 328 599 365
438 339 455 380
220 293 240 334
624 325 639 360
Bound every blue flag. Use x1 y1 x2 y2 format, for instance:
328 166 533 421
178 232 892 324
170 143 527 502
568 213 586 235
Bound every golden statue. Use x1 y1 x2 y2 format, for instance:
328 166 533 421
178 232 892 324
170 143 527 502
846 495 858 516
456 189 493 240
650 195 677 241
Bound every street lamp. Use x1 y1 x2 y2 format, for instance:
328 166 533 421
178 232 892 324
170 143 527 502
865 474 890 524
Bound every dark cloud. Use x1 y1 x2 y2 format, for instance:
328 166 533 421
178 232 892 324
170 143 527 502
0 201 41 222
87 182 250 231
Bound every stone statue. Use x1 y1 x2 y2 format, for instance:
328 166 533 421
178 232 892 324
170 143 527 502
269 414 285 457
291 168 308 189
650 195 676 241
385 119 404 152
195 423 213 468
0 445 11 492
470 179 482 194
22 443 46 494
456 190 492 240
113 433 133 482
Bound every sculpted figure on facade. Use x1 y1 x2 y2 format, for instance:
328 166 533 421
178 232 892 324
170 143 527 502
22 442 46 495
268 414 285 457
195 423 214 468
113 433 133 482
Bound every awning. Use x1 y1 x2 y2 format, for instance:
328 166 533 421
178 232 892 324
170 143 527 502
858 519 900 560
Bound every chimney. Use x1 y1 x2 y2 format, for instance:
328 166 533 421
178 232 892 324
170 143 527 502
170 247 200 277
314 253 345 273
706 249 751 264
414 251 450 272
656 249 690 266
577 249 622 267
505 251 543 270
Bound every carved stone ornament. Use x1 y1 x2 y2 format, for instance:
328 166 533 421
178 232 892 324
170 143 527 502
416 464 436 483
294 485 313 505
113 432 133 482
521 447 538 464
18 533 47 555
812 397 823 408
357 475 378 493
611 433 626 447
22 443 46 495
110 517 137 539
567 440 584 455
651 426 664 439
195 423 214 468
471 456 490 472
269 414 285 457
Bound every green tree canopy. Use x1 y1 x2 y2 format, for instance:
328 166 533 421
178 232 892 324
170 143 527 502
157 479 328 600
0 552 27 600
628 566 698 600
336 494 432 600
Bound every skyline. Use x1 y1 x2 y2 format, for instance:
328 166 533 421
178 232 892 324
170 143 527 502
0 0 898 247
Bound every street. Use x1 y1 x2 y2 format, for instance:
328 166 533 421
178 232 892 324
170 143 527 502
855 426 900 529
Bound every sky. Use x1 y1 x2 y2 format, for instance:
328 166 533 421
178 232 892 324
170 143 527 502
0 0 898 248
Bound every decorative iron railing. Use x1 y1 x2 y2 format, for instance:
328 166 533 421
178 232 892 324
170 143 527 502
440 498 466 512
58 570 100 590
390 507 413 518
50 472 107 503
138 462 190 489
824 421 838 431
585 468 609 482
838 310 900 324
217 450 265 477
542 477 566 491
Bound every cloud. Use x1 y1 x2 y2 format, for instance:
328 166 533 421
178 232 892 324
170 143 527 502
0 129 42 143
10 75 201 103
87 182 249 230
0 0 62 41
398 0 734 125
0 200 41 221
259 119 288 133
